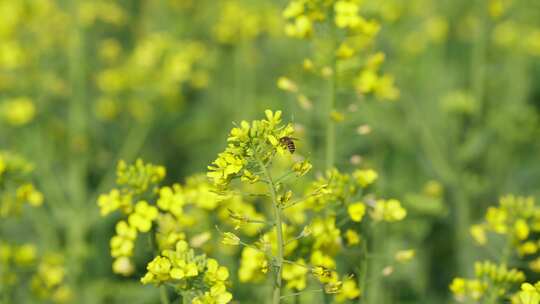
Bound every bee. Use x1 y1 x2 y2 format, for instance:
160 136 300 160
279 136 298 154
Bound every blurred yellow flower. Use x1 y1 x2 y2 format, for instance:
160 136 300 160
353 169 378 187
335 278 361 302
282 259 308 291
395 249 415 263
348 202 366 222
344 229 360 246
1 97 36 126
470 225 487 245
371 199 407 222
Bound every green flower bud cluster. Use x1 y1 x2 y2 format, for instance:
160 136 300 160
98 159 165 217
474 260 526 284
116 159 166 196
451 261 524 302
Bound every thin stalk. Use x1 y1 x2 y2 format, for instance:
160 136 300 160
325 40 337 171
0 236 12 304
281 289 323 300
257 157 285 304
456 0 488 278
365 224 384 304
66 2 88 295
470 0 488 119
358 239 368 303
160 286 171 304
453 189 474 277
150 228 172 304
324 47 336 302
324 7 339 171
323 292 332 303
485 239 512 304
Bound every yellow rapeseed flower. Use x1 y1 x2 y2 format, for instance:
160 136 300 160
282 259 308 291
345 229 360 246
371 199 407 222
348 202 366 222
470 225 487 245
128 201 158 233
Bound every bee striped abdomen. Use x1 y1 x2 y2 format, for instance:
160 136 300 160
279 137 296 154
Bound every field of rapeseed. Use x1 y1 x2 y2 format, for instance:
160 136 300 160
1 0 540 303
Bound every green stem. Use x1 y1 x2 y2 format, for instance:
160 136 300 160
453 189 474 277
358 239 368 303
485 239 513 304
150 228 171 304
323 292 332 304
160 286 171 304
325 40 337 171
470 0 487 119
257 157 284 304
365 224 385 304
66 2 88 294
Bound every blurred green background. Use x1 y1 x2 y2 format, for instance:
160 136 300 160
1 0 540 303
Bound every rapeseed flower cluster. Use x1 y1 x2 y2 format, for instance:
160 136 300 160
213 1 278 44
451 195 540 302
515 282 540 304
0 0 71 137
491 17 540 57
354 52 400 101
98 159 234 301
78 0 127 26
450 261 524 302
209 110 406 302
469 195 540 259
98 159 164 216
31 253 72 304
0 242 37 287
305 168 405 224
207 109 294 187
238 247 267 283
141 240 232 304
97 159 165 275
280 0 399 105
0 151 43 217
0 150 70 302
95 34 212 122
